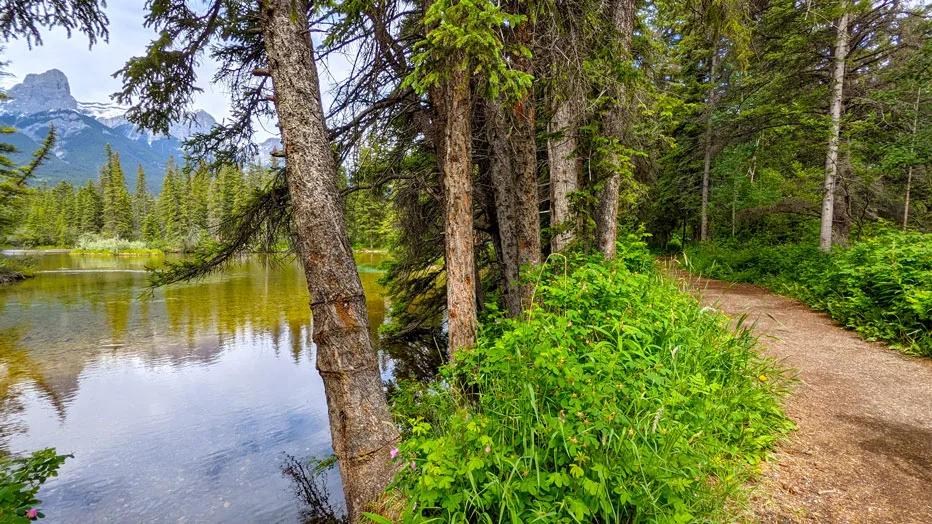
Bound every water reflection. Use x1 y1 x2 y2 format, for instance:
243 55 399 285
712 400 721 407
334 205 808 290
0 252 390 523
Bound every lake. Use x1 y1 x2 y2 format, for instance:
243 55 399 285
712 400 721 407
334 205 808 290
0 251 393 523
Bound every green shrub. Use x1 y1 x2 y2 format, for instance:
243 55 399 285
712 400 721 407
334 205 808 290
70 234 162 256
387 244 792 522
0 449 70 522
684 230 932 356
0 257 34 284
812 231 932 354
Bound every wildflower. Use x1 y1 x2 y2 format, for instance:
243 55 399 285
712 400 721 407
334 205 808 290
759 374 768 382
390 446 399 460
26 509 38 519
485 445 491 453
411 461 417 470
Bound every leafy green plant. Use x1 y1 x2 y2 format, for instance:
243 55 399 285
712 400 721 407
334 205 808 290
386 242 792 522
0 449 70 523
684 229 932 356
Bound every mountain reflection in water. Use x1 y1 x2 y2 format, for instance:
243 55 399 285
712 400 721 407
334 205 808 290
0 251 436 523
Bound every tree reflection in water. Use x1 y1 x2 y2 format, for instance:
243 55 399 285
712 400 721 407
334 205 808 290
281 454 347 524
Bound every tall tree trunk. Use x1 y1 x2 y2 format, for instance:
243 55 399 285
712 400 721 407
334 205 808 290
700 46 719 242
904 165 913 229
486 101 523 317
548 90 582 252
441 57 478 353
259 3 399 521
485 10 540 316
904 87 920 230
820 8 849 251
512 17 541 308
595 0 636 259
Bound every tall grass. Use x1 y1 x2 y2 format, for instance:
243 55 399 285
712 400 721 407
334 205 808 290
384 241 792 522
683 230 932 356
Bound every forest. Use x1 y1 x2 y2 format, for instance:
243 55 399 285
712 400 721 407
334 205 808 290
4 146 392 253
0 0 930 522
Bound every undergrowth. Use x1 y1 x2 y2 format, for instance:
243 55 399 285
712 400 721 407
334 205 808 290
682 229 932 357
383 239 792 522
69 234 162 256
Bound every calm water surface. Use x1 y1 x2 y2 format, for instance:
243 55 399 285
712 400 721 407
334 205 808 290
0 252 391 523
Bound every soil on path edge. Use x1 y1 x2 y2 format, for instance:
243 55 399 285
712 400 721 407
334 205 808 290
668 267 932 523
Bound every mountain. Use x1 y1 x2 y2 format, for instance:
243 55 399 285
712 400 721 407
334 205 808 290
255 137 283 166
0 69 218 192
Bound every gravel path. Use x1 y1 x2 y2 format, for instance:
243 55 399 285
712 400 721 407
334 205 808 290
670 268 932 523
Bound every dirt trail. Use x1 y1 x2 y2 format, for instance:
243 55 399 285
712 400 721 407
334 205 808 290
669 268 932 523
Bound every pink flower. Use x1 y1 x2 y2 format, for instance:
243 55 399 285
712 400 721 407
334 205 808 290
390 446 399 460
485 446 491 453
410 460 416 470
25 509 38 519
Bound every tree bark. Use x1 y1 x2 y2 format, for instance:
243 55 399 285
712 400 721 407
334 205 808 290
700 46 719 242
484 10 540 316
512 17 541 308
440 57 478 353
904 87 920 230
904 165 913 229
820 9 849 251
486 101 523 317
548 90 582 252
259 2 399 521
595 0 636 259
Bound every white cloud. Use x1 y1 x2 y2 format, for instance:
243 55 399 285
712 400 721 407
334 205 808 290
1 3 357 143
1 1 228 121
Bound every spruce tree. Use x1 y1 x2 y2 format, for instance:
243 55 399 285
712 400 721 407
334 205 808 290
100 146 134 238
78 180 103 235
133 165 150 238
158 158 186 246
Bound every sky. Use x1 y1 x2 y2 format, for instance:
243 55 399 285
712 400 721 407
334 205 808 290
0 2 353 142
0 1 232 121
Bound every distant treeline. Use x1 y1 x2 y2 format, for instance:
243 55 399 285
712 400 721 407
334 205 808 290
5 144 393 251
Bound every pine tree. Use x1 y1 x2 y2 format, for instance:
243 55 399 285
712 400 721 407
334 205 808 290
78 180 103 235
100 146 134 238
132 165 150 238
158 157 186 246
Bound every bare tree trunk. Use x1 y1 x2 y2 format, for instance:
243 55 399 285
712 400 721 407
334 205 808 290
820 9 849 251
486 101 523 317
484 11 539 316
512 18 541 308
595 0 636 259
548 90 582 252
259 3 399 521
441 58 478 353
904 87 920 230
700 45 719 242
904 165 913 229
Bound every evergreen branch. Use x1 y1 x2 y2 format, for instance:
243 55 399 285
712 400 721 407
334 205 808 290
15 124 55 185
146 169 292 289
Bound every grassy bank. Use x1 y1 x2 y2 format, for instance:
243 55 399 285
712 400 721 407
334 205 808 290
69 235 163 256
682 230 932 357
380 240 792 522
0 257 35 284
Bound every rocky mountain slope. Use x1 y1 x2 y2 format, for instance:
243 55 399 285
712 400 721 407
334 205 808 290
0 69 218 191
